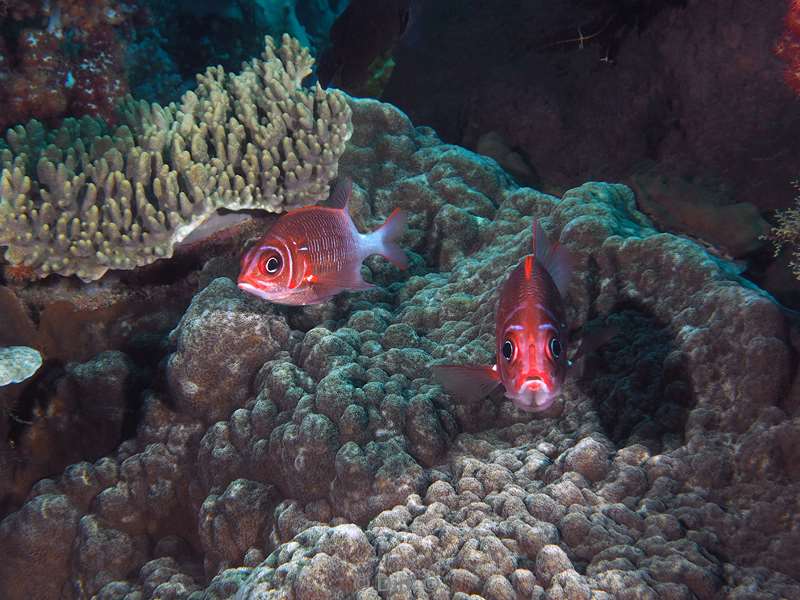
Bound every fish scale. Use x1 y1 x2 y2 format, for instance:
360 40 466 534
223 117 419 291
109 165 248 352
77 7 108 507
291 210 358 273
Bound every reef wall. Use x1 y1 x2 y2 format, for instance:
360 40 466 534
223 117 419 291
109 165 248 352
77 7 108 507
384 0 799 213
0 96 798 599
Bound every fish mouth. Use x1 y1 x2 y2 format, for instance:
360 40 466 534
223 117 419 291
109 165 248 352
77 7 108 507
238 280 300 304
237 281 273 300
521 376 549 393
506 377 557 412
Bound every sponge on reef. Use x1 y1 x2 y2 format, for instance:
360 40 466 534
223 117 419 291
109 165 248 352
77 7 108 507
0 34 353 282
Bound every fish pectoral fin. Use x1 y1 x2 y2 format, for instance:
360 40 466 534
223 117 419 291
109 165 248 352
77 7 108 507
570 322 621 363
347 279 376 291
431 364 501 403
568 322 621 380
310 265 375 292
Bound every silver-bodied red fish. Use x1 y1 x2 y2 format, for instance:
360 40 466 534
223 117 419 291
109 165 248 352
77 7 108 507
238 178 408 305
433 220 573 412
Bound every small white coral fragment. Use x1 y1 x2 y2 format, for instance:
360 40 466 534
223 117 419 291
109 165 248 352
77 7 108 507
0 345 43 386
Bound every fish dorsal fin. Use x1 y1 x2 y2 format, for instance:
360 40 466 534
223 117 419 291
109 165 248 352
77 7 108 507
532 220 573 298
327 177 353 210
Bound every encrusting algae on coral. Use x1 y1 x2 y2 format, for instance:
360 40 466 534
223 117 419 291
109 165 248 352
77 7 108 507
0 34 352 282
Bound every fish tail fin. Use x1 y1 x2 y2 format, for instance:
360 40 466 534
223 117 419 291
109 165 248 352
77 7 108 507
371 208 409 269
431 364 501 403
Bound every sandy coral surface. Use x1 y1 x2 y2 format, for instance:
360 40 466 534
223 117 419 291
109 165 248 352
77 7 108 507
0 96 798 599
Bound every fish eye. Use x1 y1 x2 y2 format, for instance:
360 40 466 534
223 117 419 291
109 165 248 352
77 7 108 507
502 339 514 361
549 337 562 359
261 254 282 275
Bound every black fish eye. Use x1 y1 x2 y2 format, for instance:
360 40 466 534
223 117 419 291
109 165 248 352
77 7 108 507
502 339 514 361
263 255 282 274
549 337 562 359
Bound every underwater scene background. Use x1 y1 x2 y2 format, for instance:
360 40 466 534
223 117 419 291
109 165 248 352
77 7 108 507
0 1 800 598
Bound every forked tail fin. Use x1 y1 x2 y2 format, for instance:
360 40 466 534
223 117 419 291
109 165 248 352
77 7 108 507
372 208 409 269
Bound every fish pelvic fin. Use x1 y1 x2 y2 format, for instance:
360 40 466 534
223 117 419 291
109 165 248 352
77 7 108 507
369 208 409 269
568 322 621 379
305 263 375 293
532 219 573 298
431 363 501 403
327 177 353 210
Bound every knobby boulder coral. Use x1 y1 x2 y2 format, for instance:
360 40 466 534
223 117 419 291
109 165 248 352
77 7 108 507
0 34 352 282
0 97 797 599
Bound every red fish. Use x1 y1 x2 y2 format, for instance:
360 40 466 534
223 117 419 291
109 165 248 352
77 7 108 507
432 220 573 412
237 178 408 305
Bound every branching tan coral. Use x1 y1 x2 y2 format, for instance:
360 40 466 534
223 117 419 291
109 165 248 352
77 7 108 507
765 183 800 280
0 34 353 282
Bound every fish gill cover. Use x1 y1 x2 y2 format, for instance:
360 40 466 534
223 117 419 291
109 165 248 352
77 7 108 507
0 95 797 599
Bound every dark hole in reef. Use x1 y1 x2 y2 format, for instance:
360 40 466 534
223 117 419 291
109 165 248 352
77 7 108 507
5 359 67 444
0 356 151 518
114 248 210 287
577 304 694 454
0 317 176 518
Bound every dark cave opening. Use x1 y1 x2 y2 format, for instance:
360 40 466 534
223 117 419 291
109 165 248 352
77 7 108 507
577 304 694 454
